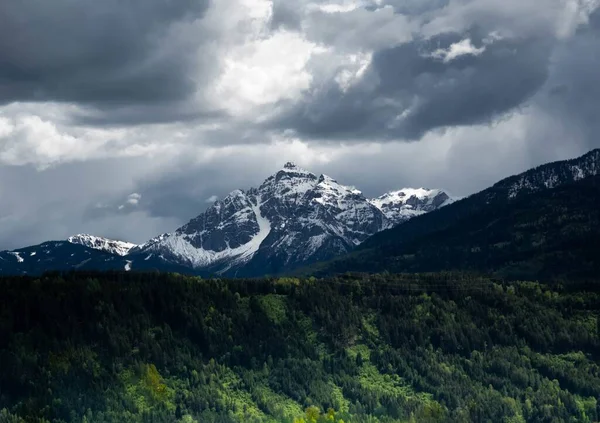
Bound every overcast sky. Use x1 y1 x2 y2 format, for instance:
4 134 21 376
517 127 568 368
0 0 599 249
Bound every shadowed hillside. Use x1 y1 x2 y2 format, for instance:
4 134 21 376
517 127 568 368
311 173 600 281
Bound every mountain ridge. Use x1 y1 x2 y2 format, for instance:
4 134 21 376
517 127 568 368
129 162 454 276
3 149 598 278
0 162 453 276
68 234 137 256
312 148 600 281
360 148 600 252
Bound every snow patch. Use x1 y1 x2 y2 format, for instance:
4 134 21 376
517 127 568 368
142 196 272 270
68 234 136 256
8 252 23 262
370 188 457 226
74 258 91 268
234 196 272 264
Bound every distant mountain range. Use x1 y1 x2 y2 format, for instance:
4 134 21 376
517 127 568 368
312 148 600 281
2 149 599 279
0 162 455 276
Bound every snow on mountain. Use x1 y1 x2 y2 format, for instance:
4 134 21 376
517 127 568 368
2 149 599 277
134 192 272 270
502 149 600 199
8 251 24 263
0 162 454 277
68 234 137 256
369 188 458 226
0 240 131 276
130 162 451 276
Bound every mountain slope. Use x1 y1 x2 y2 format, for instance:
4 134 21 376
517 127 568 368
0 162 452 276
128 162 452 276
313 150 600 281
370 188 456 223
362 148 600 252
0 241 203 277
0 241 126 275
68 234 137 256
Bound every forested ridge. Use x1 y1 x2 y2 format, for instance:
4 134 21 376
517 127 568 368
1 271 599 422
309 175 600 281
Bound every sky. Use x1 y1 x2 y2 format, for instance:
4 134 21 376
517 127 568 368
0 0 599 249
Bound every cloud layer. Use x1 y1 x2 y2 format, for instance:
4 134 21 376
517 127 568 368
0 0 599 249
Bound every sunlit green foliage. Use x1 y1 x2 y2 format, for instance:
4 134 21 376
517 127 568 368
0 271 598 422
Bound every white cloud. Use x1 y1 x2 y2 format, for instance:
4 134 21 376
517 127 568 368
117 193 141 211
0 0 598 251
308 1 364 13
334 52 372 91
0 107 187 168
430 38 486 62
126 193 142 206
214 30 326 115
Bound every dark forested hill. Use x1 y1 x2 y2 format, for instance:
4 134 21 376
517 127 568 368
361 149 600 251
311 171 600 281
1 272 599 422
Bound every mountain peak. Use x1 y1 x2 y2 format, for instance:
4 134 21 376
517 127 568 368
68 234 136 256
317 173 336 182
279 162 313 176
378 188 442 201
369 188 456 224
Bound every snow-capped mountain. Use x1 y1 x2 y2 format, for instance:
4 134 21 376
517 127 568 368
497 149 600 199
1 149 599 277
0 162 453 277
68 234 137 256
359 149 600 256
369 188 457 225
0 241 129 275
129 162 452 276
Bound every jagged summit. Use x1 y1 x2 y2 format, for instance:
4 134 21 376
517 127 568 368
0 160 456 277
0 163 455 277
1 148 599 277
129 163 453 276
67 234 137 256
277 161 314 178
369 188 457 224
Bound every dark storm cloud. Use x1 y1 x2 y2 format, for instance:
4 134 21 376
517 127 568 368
2 0 600 254
71 103 226 127
130 160 266 221
272 29 553 140
270 0 303 30
532 10 600 152
0 0 208 108
591 7 600 29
